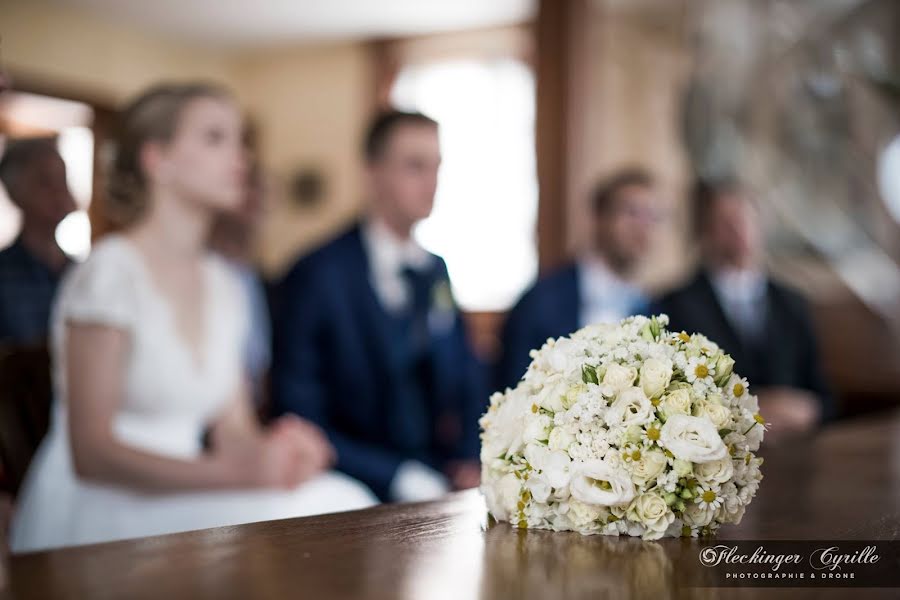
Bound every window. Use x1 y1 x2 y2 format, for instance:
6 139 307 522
391 58 537 311
0 91 94 259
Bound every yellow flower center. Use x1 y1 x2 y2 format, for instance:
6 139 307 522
753 413 766 425
678 332 691 343
647 427 660 441
695 364 709 379
531 403 538 414
631 450 642 461
650 397 661 407
590 478 613 491
701 490 717 503
733 383 745 397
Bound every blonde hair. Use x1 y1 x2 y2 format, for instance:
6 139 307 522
104 82 231 228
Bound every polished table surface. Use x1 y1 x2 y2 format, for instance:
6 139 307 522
5 409 900 599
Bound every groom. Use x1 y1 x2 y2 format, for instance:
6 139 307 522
272 110 486 502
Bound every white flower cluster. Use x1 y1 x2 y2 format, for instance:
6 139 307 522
479 315 765 540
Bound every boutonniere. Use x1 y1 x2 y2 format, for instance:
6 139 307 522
428 279 457 334
430 279 456 314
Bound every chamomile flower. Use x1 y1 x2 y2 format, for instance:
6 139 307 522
696 485 724 511
686 356 716 383
641 421 663 447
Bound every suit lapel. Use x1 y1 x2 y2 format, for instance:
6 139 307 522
563 264 581 335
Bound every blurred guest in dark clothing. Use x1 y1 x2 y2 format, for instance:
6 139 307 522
498 168 661 389
0 138 75 344
272 110 487 502
652 178 834 437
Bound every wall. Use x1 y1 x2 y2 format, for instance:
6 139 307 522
568 2 693 292
233 44 371 275
0 0 371 275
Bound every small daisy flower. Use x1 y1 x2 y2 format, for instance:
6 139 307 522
686 356 716 383
641 422 663 446
621 444 642 463
697 485 724 511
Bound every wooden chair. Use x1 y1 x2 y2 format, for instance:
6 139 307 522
0 343 52 497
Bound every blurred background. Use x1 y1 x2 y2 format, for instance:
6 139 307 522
0 0 898 415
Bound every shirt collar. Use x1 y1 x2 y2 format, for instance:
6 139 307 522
708 267 767 302
577 254 640 302
361 217 432 276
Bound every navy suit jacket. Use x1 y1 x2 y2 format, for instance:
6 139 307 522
497 262 649 391
271 224 487 500
650 270 835 421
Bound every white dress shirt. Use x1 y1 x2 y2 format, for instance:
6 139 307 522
577 256 646 328
360 217 450 502
709 267 768 342
361 217 434 314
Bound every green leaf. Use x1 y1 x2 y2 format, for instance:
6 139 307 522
582 364 599 385
717 428 733 438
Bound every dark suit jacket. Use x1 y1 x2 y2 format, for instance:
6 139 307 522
497 262 649 391
271 224 487 500
651 270 835 421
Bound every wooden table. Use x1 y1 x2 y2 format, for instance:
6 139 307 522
5 410 900 599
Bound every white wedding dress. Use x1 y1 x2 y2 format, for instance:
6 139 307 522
10 235 376 553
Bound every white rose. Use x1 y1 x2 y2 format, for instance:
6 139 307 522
660 388 693 419
693 400 732 429
694 457 734 485
630 449 667 486
659 414 728 463
570 459 636 507
628 492 674 539
605 386 654 427
681 501 715 527
602 363 637 393
639 357 673 399
548 427 575 452
534 377 568 412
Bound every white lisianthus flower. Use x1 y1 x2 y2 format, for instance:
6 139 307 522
681 501 715 528
602 363 637 393
694 457 734 485
570 459 636 506
534 377 568 412
639 357 673 399
525 474 551 503
606 387 654 427
659 388 693 419
630 449 667 486
542 450 574 488
659 414 728 463
628 492 674 539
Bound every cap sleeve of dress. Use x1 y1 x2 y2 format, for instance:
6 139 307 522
57 236 139 329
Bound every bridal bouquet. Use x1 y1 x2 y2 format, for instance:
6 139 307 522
480 315 765 539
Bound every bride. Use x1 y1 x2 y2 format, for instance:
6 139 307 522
10 83 376 553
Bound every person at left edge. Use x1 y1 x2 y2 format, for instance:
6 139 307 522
272 110 487 502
